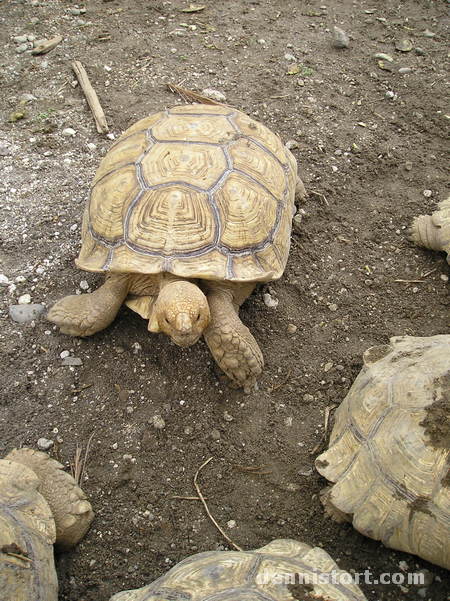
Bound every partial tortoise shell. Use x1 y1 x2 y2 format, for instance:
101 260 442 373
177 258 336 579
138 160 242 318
109 539 367 601
316 335 450 570
77 104 298 283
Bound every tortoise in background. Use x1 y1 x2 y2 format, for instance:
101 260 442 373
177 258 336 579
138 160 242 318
0 448 94 601
316 335 450 569
409 195 450 264
109 538 367 601
48 104 305 391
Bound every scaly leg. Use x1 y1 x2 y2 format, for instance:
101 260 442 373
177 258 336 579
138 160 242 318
47 274 129 337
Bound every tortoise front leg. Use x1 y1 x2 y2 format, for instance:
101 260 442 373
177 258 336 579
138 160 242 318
203 284 263 392
47 274 130 337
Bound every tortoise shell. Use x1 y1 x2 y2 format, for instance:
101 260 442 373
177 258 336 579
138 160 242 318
316 335 450 570
109 539 367 601
77 104 298 282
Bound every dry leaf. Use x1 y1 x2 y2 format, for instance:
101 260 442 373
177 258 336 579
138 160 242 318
286 64 300 75
181 4 205 12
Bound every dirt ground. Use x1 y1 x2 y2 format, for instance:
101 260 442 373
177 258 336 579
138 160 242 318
1 0 449 599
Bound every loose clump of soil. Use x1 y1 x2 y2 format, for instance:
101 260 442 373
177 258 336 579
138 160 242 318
420 373 450 449
1 1 449 601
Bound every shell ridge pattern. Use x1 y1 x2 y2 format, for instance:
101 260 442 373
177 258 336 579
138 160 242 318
167 109 234 118
226 253 235 279
244 554 262 585
102 246 115 271
91 162 135 189
88 223 124 248
143 587 191 600
202 589 276 601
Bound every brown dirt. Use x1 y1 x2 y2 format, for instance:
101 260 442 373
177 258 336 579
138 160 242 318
1 1 449 600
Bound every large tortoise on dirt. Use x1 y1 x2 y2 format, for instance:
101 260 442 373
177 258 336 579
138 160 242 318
316 335 450 569
109 538 367 601
0 448 94 601
48 104 305 391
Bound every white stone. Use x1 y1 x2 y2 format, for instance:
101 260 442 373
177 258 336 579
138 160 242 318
37 437 53 451
227 520 236 529
423 189 432 198
80 280 89 290
62 127 76 137
201 88 227 102
263 292 279 308
0 274 9 286
18 293 31 304
60 350 70 359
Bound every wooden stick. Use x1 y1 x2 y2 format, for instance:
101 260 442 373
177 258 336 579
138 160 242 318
31 35 63 55
193 457 243 551
71 60 109 133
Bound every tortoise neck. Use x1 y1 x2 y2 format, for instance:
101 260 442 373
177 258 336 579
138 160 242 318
159 272 193 290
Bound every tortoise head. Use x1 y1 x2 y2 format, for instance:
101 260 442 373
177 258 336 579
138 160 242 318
148 281 210 347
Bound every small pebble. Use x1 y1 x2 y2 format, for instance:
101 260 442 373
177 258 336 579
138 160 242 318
60 350 70 359
328 303 338 312
132 342 142 354
374 53 393 62
385 90 396 100
257 39 266 45
404 161 413 171
16 43 30 54
285 139 299 150
151 415 166 430
423 29 435 38
398 67 412 74
223 411 234 422
0 274 10 286
87 142 96 151
324 362 333 372
303 393 314 403
227 520 236 529
20 93 36 103
210 429 221 441
80 280 89 290
287 323 297 334
18 293 31 304
284 53 296 61
415 47 425 56
9 303 45 323
292 213 303 232
62 127 76 137
62 357 83 366
201 88 227 102
395 39 413 52
37 438 53 451
263 292 279 308
332 26 349 48
440 274 449 282
423 189 432 198
13 35 28 43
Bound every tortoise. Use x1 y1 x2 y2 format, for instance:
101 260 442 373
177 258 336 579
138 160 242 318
47 104 305 391
0 448 94 601
315 335 450 569
108 538 367 601
409 195 450 263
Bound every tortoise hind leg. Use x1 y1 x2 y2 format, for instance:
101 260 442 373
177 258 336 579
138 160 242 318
47 274 129 337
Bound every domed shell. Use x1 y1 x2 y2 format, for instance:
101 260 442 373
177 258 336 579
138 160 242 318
316 334 450 570
77 104 298 283
109 539 367 601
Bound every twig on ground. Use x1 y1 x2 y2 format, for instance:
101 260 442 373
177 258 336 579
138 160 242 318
71 432 95 485
167 83 227 106
309 190 329 206
272 369 292 391
193 457 243 552
171 495 208 501
31 35 63 55
394 279 426 283
71 60 109 133
310 404 338 455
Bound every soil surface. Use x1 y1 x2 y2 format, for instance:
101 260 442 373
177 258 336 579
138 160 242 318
1 1 449 600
